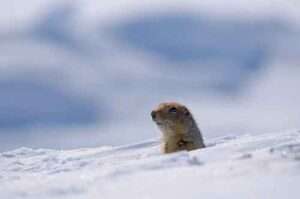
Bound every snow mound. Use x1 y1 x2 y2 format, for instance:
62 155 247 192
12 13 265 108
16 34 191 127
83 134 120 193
1 130 300 199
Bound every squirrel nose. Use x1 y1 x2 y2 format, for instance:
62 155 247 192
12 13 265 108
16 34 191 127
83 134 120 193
151 111 156 120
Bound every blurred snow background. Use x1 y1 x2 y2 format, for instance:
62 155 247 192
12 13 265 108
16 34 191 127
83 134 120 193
1 0 300 151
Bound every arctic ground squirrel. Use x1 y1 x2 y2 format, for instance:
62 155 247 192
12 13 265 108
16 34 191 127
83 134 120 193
151 102 205 154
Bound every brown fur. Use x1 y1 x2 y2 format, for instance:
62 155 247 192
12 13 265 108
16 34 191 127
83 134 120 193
151 102 205 154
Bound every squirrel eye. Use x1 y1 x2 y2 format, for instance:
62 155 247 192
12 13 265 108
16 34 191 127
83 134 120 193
168 107 177 113
185 111 190 116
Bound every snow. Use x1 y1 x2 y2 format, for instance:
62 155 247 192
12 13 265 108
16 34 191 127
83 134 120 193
1 129 300 198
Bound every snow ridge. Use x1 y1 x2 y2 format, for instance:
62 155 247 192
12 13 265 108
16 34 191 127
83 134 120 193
1 130 300 199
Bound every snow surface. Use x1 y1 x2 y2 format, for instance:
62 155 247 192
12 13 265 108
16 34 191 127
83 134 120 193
1 129 300 199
